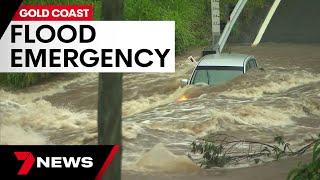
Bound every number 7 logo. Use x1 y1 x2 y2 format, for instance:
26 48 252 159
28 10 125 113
14 152 35 175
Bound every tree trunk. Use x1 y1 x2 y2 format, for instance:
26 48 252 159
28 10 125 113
98 1 123 179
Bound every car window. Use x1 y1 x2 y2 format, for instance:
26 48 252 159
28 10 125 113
246 59 257 72
246 61 251 72
254 60 258 68
250 59 257 68
192 66 243 85
193 70 208 84
207 70 243 85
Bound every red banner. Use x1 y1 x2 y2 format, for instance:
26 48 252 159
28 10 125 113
13 5 93 21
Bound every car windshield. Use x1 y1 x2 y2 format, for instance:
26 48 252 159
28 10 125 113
192 66 243 85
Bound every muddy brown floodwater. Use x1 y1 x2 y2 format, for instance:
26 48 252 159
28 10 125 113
1 43 319 177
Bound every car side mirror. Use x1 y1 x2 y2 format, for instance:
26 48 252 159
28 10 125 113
180 79 189 87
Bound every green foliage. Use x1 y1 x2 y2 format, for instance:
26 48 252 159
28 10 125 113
123 0 211 54
4 73 52 88
273 135 289 160
191 140 231 168
191 134 319 169
0 74 7 86
287 138 320 180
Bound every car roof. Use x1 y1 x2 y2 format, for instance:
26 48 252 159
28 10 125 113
198 53 252 67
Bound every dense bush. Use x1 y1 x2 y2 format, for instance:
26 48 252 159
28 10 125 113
0 73 52 88
124 0 211 54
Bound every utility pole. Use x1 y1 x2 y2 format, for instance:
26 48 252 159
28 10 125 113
217 0 248 53
98 0 123 180
211 0 221 48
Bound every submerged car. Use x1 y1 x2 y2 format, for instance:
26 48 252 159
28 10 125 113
181 53 258 86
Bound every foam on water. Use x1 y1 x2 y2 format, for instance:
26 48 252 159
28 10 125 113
1 124 47 145
222 70 320 98
0 98 96 145
133 143 200 173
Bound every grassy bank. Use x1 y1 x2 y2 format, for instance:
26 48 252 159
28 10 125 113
124 0 212 53
0 73 53 89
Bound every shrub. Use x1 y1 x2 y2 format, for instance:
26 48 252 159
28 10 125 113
191 134 320 169
124 0 211 54
5 73 52 88
287 139 320 180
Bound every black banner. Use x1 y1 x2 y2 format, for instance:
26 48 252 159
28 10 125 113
0 145 119 180
0 0 23 39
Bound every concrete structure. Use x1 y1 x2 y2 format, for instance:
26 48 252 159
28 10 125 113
261 0 320 43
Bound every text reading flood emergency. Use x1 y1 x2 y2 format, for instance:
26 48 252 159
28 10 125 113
10 25 171 68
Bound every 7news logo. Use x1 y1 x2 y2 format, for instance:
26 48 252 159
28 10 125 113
14 152 93 175
0 145 118 180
